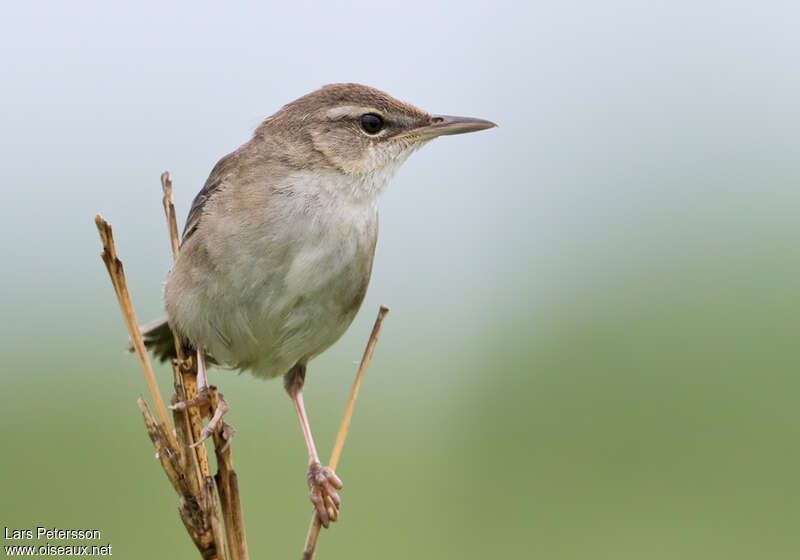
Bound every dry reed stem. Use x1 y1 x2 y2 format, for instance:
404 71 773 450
161 171 181 261
301 305 390 560
211 388 248 560
95 215 178 450
139 396 224 559
161 172 212 478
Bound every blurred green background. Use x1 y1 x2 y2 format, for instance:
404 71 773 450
2 2 799 558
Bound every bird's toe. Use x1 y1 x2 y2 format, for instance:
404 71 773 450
307 462 343 528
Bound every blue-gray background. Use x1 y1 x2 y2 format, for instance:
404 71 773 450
2 2 799 558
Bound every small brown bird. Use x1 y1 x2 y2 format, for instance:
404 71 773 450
141 83 495 526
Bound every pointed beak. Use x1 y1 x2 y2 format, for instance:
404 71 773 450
411 114 497 141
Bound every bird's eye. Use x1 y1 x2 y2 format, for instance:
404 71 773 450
360 113 384 134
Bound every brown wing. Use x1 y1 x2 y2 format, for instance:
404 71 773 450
182 150 239 244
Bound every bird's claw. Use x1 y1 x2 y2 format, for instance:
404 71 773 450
307 462 343 528
189 392 231 448
169 387 211 411
171 388 232 449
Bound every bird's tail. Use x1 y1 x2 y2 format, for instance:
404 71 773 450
129 317 179 362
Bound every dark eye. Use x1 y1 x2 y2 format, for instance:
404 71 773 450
360 113 384 134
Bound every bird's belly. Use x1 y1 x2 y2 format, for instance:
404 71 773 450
250 242 373 375
169 206 377 379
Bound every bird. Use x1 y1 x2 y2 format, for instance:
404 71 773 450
140 83 495 527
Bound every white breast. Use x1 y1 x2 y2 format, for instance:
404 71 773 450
167 169 380 379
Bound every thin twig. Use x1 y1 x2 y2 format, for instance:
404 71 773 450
211 388 248 560
301 305 390 560
162 171 187 365
95 215 178 450
161 171 180 259
139 396 219 558
161 171 211 478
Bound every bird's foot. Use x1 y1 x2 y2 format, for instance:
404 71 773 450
191 392 232 448
169 387 211 411
170 387 234 449
307 462 343 528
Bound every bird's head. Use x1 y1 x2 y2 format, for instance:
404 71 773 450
258 83 495 198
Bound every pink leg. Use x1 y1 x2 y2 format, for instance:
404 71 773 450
170 346 210 411
292 389 320 464
169 345 231 448
196 346 208 390
285 364 343 528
